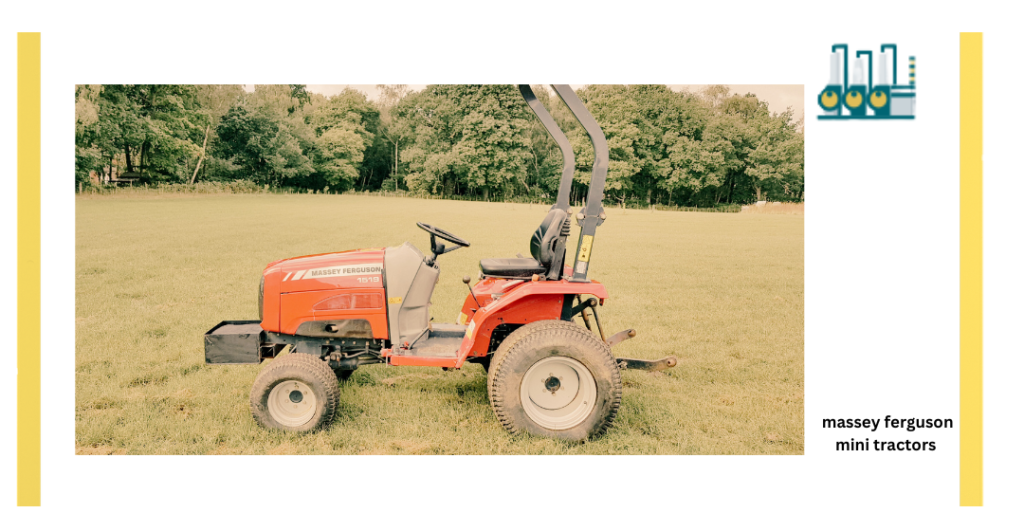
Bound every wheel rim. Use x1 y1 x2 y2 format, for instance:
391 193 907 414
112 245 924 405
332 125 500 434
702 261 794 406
520 355 597 430
267 380 317 427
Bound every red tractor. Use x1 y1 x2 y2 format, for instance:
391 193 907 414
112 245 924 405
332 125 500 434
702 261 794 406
205 85 676 441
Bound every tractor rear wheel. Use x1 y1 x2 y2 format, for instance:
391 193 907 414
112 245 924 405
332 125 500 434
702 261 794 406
488 320 621 441
250 353 339 432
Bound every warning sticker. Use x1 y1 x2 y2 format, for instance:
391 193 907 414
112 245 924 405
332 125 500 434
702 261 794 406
578 235 594 262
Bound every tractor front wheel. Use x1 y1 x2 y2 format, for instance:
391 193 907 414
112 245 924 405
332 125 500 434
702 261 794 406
488 320 622 441
250 353 339 432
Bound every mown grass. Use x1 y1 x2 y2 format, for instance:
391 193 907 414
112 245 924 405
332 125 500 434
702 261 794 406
76 194 803 454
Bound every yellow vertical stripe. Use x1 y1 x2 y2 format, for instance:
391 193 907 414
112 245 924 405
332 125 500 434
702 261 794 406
18 32 42 507
960 32 983 507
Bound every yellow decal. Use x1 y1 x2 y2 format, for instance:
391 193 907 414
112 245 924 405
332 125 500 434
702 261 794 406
578 235 594 262
869 91 888 109
845 90 863 108
465 320 476 338
820 91 838 109
456 312 468 325
388 297 403 305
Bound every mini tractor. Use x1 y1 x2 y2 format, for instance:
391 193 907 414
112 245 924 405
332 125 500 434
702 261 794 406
205 85 677 441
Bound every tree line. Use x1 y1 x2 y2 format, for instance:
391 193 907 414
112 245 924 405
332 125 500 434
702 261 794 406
75 84 803 207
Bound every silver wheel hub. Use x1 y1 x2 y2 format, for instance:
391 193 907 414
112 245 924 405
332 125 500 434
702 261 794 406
520 355 597 430
268 380 317 427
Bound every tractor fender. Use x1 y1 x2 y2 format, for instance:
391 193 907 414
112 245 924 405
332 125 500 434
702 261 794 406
455 279 609 366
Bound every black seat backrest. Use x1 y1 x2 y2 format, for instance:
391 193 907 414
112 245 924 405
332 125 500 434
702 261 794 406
530 208 568 272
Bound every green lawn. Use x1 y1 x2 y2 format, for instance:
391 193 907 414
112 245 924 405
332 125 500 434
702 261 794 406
76 193 803 454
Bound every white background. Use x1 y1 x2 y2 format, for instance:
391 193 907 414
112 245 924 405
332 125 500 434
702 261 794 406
1 1 1022 528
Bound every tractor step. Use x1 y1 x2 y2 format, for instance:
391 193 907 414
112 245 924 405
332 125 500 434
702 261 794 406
404 337 462 358
408 324 466 356
387 324 467 366
616 356 678 372
424 323 468 339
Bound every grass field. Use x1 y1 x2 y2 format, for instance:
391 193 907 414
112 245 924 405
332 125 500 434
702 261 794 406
76 194 803 455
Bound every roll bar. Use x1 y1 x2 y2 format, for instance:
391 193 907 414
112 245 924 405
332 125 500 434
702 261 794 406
518 85 573 211
518 84 608 281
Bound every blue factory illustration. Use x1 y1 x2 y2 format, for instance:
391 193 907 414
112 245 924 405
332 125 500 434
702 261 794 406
819 43 915 120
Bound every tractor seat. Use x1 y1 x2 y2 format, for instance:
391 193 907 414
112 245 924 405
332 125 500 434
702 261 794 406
479 258 546 278
479 208 569 279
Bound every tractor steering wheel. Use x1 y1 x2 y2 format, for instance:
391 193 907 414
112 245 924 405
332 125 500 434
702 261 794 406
416 222 471 248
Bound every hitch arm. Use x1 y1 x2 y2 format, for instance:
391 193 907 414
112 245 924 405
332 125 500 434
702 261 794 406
616 356 678 372
603 328 677 371
605 328 635 347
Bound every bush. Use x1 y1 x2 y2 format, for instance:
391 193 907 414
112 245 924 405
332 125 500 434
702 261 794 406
79 180 267 196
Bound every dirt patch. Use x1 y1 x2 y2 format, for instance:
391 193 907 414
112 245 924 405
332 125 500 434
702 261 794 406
267 442 300 455
388 440 435 454
127 375 169 388
77 444 127 455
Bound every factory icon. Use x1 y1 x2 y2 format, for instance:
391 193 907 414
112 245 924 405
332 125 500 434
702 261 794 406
819 43 915 120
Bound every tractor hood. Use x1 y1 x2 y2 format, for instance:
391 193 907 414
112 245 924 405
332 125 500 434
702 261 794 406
266 248 385 293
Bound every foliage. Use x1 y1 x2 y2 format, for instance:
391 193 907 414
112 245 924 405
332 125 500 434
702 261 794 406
397 85 536 200
75 85 104 185
74 84 804 206
81 180 268 196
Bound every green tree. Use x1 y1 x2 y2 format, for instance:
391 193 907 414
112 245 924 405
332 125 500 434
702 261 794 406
311 125 366 190
375 85 413 190
745 110 803 201
305 89 378 191
190 85 245 183
573 85 706 206
74 83 803 206
75 85 105 186
399 85 536 200
95 85 206 182
212 85 315 186
214 104 311 186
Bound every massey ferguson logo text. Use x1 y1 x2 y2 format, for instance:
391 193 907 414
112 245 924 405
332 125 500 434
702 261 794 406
310 265 381 277
284 264 382 281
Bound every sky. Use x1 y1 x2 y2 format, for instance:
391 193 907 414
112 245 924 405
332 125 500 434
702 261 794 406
243 84 804 121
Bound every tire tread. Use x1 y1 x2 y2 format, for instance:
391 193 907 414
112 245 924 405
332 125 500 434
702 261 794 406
250 352 340 432
488 320 621 440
